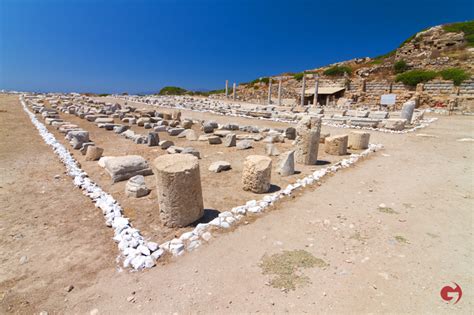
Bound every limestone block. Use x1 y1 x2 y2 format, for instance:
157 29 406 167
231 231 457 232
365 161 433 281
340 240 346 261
295 116 321 165
104 155 153 183
277 151 295 176
125 175 150 198
348 131 370 150
152 154 204 227
242 155 272 193
85 146 104 161
224 133 236 147
324 135 348 156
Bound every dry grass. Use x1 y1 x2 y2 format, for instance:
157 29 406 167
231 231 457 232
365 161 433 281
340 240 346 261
394 235 409 244
260 250 328 290
378 206 399 214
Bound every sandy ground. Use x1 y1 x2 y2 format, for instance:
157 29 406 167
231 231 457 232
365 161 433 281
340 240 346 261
1 94 473 314
38 98 356 244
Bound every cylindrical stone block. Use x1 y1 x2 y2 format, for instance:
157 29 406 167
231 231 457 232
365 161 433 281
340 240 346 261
348 131 370 150
85 146 103 161
295 116 321 165
153 154 204 227
242 155 272 193
325 134 348 156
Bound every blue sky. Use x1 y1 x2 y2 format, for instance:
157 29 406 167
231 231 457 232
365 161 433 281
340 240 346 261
0 0 472 93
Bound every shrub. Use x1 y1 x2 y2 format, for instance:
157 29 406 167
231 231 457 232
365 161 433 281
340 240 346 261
395 70 438 86
293 73 304 81
439 68 470 85
158 86 188 95
98 93 110 97
394 60 409 74
323 66 352 76
443 20 474 46
248 77 270 85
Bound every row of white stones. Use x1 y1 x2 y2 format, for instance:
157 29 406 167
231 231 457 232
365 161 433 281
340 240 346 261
164 143 384 256
21 95 384 268
20 97 162 270
118 96 437 134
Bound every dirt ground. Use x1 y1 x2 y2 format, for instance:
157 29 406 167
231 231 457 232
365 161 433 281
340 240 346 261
1 94 473 314
39 98 358 244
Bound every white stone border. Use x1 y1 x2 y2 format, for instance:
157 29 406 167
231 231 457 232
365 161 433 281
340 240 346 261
20 97 162 270
21 95 384 267
116 95 437 134
162 142 384 256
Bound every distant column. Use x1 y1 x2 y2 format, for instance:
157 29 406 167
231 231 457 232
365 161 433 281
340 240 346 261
233 83 236 101
313 76 319 106
225 80 229 98
300 73 306 107
267 80 272 105
277 78 282 106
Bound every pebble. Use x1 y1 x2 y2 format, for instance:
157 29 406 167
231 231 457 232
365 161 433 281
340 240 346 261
19 255 28 265
65 284 74 292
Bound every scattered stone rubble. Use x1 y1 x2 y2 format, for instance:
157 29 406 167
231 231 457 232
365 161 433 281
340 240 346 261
21 93 387 269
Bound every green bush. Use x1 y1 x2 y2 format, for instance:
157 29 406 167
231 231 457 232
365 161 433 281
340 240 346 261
98 93 110 97
395 70 438 86
439 68 470 85
443 20 474 47
394 60 409 74
158 86 188 95
323 66 352 76
248 77 270 85
293 73 304 81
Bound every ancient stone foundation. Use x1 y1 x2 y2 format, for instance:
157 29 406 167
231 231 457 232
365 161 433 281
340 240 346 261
325 135 348 155
348 131 370 150
153 154 204 227
295 116 321 165
242 155 272 193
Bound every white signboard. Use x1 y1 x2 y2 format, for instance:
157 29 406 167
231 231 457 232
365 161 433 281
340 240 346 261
380 94 396 105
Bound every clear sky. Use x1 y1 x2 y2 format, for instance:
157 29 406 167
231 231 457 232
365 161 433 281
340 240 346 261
0 0 472 94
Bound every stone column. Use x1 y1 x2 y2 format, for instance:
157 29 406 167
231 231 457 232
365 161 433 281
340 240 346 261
242 155 272 193
225 80 229 98
300 73 306 107
277 78 282 106
313 77 319 106
294 116 321 165
233 83 236 101
268 80 272 105
152 154 204 227
348 131 370 149
325 134 348 155
401 100 416 123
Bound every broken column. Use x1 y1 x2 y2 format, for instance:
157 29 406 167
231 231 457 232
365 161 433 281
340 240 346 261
242 155 272 193
401 100 416 124
153 154 204 227
313 76 319 106
348 131 370 150
85 146 104 161
278 78 282 106
233 83 236 101
268 80 272 105
278 151 295 176
225 80 229 98
325 134 348 156
300 73 306 107
294 116 321 165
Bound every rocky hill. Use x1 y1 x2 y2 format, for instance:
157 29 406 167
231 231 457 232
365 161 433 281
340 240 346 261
224 21 474 110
